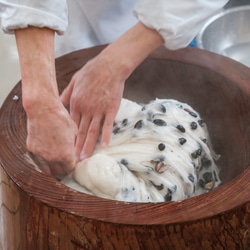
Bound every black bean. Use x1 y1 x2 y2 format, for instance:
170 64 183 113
113 126 120 134
192 147 202 158
190 112 198 118
191 122 198 130
159 104 166 113
198 119 205 127
197 148 202 156
121 158 128 166
164 188 172 201
153 119 167 126
201 157 212 168
202 138 208 144
158 143 165 151
122 118 128 126
151 181 164 191
191 152 198 159
199 179 205 188
141 106 146 111
184 108 197 117
176 125 186 133
179 138 187 145
188 174 195 183
134 120 143 129
203 172 213 184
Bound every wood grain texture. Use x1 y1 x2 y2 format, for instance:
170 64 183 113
0 45 249 249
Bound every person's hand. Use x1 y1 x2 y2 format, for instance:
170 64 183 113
15 27 79 178
60 55 125 162
61 22 164 162
26 100 78 178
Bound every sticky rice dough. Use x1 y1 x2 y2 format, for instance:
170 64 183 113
61 98 221 202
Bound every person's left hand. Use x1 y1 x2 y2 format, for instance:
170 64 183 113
61 22 164 162
60 54 125 162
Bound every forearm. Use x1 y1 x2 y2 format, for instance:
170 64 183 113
15 26 77 176
15 26 59 115
100 21 164 81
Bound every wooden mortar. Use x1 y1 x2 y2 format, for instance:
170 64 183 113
0 45 249 250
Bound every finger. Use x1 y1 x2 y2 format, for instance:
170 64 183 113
75 116 91 161
101 112 116 148
30 152 75 179
48 162 65 180
48 161 75 180
60 80 74 106
48 149 76 179
81 116 103 160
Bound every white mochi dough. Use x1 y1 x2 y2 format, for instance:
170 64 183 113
62 98 221 202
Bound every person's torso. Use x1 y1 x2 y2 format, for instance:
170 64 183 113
55 0 138 57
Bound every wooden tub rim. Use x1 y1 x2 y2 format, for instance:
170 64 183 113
0 45 249 226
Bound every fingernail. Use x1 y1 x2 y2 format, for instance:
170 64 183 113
101 141 107 148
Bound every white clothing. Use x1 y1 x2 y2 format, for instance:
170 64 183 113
133 0 228 49
0 0 228 56
54 1 138 57
0 0 67 35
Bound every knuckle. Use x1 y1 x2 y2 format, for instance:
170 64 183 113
88 126 98 137
78 129 87 137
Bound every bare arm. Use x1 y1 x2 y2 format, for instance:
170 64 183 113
16 27 77 178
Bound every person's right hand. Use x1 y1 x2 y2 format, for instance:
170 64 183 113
15 27 78 178
25 99 78 179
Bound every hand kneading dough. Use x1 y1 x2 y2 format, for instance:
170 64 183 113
62 98 221 202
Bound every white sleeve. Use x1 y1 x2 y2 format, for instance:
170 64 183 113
134 0 228 50
0 0 68 35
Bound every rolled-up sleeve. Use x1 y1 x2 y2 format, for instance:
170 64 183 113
134 0 228 50
0 0 68 34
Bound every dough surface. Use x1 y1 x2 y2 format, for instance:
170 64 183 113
62 98 221 202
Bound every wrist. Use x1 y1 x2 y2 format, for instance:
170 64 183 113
15 27 60 116
21 67 60 117
23 89 62 119
101 22 164 80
